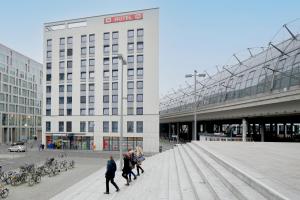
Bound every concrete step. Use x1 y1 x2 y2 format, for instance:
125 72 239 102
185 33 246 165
192 141 289 200
177 145 215 200
173 146 197 200
190 142 267 200
168 148 182 200
185 143 238 200
112 152 165 200
158 149 171 200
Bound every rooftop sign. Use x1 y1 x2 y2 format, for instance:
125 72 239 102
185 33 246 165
104 13 143 24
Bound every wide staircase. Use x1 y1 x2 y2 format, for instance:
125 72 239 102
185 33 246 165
52 141 289 200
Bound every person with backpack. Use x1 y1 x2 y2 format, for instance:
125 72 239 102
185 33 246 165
104 156 119 194
135 145 145 175
128 149 137 182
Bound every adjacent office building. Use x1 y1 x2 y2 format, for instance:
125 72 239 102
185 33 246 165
0 43 43 144
42 8 159 152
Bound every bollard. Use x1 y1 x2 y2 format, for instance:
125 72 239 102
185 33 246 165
159 145 162 153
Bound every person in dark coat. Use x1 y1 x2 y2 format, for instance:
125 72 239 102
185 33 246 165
122 153 131 186
104 156 119 194
128 150 137 181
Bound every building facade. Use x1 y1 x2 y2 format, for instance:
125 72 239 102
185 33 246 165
0 43 43 144
42 8 159 152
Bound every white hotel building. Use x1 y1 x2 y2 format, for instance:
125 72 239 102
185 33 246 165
42 8 159 152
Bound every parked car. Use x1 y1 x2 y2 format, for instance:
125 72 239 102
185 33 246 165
8 145 26 152
10 141 25 146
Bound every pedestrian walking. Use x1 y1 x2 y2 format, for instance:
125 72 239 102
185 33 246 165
122 153 131 186
136 146 145 175
104 156 119 194
128 149 137 182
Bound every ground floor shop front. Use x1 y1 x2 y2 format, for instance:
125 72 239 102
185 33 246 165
46 134 143 151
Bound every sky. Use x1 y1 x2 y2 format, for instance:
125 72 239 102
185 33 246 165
1 0 300 96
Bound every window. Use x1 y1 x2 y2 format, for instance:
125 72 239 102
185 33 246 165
81 47 87 55
67 97 72 104
67 61 72 68
67 37 73 44
81 35 87 43
89 84 95 91
89 34 95 42
103 82 109 90
89 95 95 103
128 69 134 76
112 82 118 90
46 109 51 116
46 74 51 81
137 94 143 102
59 61 64 69
67 73 72 80
104 32 110 40
128 30 134 38
103 70 109 78
127 121 134 133
112 95 118 103
46 98 51 105
104 45 110 53
88 121 94 132
137 107 143 115
137 81 143 89
46 86 51 93
127 95 134 102
128 43 134 51
103 108 109 115
59 50 65 58
67 49 73 56
89 108 94 115
112 70 118 78
66 121 72 132
137 68 143 76
137 55 144 63
46 121 51 132
47 51 52 58
137 29 144 37
103 95 109 103
112 44 118 52
112 31 119 39
112 57 118 64
80 109 86 116
89 71 95 79
103 58 110 65
81 72 86 79
80 84 86 91
59 97 64 104
112 108 118 115
103 121 109 133
137 42 144 50
59 109 64 116
47 39 52 47
59 73 65 81
67 85 72 92
59 121 64 132
80 96 86 103
136 121 143 133
127 81 134 89
89 59 95 66
67 109 72 116
60 38 65 45
46 63 52 70
59 85 64 92
127 56 134 63
112 121 118 132
89 47 95 54
81 59 87 67
80 122 86 132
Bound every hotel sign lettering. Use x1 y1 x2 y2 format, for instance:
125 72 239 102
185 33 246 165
104 13 143 24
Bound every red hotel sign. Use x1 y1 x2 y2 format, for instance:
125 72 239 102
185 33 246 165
104 13 143 24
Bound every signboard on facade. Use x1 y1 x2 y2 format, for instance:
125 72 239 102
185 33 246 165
104 13 143 24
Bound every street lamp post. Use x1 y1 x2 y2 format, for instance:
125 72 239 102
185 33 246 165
118 54 127 170
185 70 206 141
